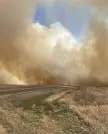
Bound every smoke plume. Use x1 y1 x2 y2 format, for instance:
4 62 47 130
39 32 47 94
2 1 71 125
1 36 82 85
0 0 108 85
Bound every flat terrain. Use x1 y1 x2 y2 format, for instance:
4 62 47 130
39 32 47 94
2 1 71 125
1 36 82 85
0 85 108 134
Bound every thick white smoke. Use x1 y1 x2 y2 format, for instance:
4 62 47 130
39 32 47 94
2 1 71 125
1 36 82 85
0 0 108 85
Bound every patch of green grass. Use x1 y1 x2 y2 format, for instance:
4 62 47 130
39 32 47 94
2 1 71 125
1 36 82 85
17 93 51 107
16 93 54 114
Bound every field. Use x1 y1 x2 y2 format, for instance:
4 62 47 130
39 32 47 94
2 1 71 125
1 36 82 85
0 85 108 134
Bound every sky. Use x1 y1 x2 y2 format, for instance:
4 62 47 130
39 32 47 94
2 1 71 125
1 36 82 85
33 1 91 38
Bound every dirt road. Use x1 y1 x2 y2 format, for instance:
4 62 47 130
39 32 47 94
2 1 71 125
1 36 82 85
0 84 80 95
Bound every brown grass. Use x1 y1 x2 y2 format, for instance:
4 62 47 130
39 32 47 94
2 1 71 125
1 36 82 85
58 86 108 133
1 86 108 134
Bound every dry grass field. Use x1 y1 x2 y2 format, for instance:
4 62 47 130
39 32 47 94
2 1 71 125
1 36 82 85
0 85 108 134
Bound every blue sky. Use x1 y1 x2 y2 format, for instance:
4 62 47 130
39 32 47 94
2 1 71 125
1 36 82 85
33 1 91 38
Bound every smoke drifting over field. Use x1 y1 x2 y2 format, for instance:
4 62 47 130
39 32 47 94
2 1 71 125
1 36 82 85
0 0 107 85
